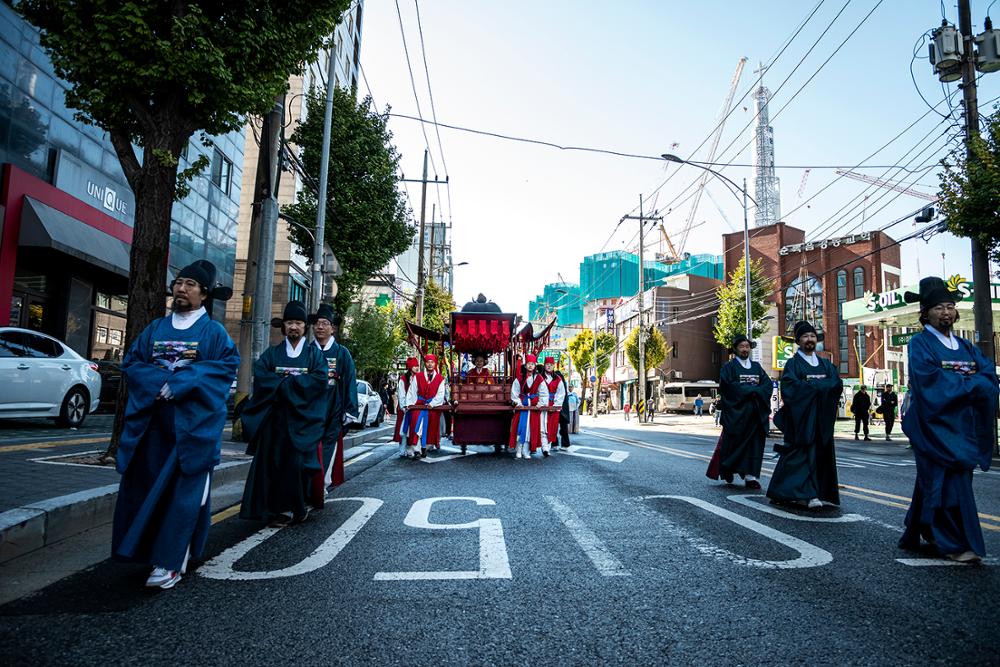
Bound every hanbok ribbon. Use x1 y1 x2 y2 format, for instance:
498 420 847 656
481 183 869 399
400 410 413 437
414 395 433 446
516 393 538 443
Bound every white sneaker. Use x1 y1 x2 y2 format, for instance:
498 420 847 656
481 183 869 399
515 449 523 459
146 566 181 589
807 498 823 509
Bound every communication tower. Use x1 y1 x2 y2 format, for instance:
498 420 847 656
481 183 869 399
751 70 781 227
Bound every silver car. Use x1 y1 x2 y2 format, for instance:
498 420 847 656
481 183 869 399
351 379 384 428
0 327 102 427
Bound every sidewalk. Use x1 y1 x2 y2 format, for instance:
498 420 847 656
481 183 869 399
0 422 395 565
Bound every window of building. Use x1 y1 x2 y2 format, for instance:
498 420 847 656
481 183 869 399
289 278 307 304
711 350 720 365
210 148 232 195
672 341 678 358
853 267 865 299
783 273 824 340
837 270 849 375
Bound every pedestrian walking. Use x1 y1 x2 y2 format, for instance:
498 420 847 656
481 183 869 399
706 334 772 489
851 385 872 441
111 261 239 590
309 304 357 494
541 357 566 456
899 277 999 563
711 397 722 426
393 357 419 457
406 353 446 458
509 354 549 459
567 389 580 435
623 403 631 421
767 321 843 509
646 395 656 423
239 301 328 527
694 395 704 417
879 385 899 441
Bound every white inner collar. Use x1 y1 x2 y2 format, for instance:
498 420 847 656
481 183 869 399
286 337 305 358
737 357 752 369
924 324 959 351
797 349 820 366
171 306 206 330
315 337 335 351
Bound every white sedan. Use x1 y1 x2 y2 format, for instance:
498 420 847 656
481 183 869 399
0 328 102 427
349 380 385 429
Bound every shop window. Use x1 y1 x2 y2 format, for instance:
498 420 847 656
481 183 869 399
96 327 108 344
784 273 824 340
289 279 307 304
837 270 849 374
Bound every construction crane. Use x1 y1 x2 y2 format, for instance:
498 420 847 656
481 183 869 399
795 169 811 206
656 223 682 264
677 57 748 254
834 170 938 202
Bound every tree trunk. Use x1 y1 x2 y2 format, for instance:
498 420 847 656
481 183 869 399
101 129 185 462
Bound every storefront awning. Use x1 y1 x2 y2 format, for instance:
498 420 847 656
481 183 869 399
19 197 131 277
842 276 1000 330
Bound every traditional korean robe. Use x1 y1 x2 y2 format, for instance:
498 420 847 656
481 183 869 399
393 372 415 445
708 357 773 481
406 370 446 449
900 328 999 557
239 338 328 521
544 372 567 446
112 309 239 571
509 372 550 452
312 337 357 497
466 367 493 385
767 351 843 505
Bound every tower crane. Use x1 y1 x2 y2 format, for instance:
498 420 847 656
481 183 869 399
677 57 748 254
834 170 938 202
795 169 811 206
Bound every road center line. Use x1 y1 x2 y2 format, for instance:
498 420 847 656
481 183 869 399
543 495 630 577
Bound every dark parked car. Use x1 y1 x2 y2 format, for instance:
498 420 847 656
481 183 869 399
94 360 122 413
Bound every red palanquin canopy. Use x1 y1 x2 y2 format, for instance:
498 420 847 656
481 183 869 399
450 312 516 354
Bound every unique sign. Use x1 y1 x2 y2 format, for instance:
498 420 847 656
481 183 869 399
772 336 796 371
53 150 135 224
779 231 871 256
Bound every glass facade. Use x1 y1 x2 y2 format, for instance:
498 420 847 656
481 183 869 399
0 2 244 360
837 270 849 374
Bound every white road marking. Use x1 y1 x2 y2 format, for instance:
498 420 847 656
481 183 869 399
198 497 382 581
419 445 479 463
374 497 512 581
895 557 997 567
344 451 375 466
643 495 833 569
727 494 867 523
561 446 629 463
27 450 117 470
544 495 630 577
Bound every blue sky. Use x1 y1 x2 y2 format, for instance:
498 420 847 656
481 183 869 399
359 0 1000 314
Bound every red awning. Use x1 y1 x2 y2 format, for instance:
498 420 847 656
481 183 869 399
451 312 515 353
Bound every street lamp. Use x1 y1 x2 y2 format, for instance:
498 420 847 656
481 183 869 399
662 154 758 340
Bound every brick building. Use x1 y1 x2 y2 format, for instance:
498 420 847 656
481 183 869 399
721 222 902 379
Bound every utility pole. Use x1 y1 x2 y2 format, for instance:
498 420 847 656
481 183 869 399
428 203 437 291
958 0 996 365
236 95 284 398
311 51 336 315
958 0 998 453
621 195 663 421
402 150 447 326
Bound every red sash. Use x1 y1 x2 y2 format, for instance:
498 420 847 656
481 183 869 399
409 371 444 447
392 373 412 442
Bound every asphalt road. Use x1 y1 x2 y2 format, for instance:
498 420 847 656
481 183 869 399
1 418 997 666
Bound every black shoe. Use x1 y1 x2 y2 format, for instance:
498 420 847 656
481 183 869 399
722 474 734 485
291 508 310 524
864 437 872 441
543 450 550 457
421 449 428 458
854 434 859 440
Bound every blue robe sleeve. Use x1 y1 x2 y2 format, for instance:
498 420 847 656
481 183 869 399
239 346 281 445
117 320 171 474
903 333 999 471
169 323 240 474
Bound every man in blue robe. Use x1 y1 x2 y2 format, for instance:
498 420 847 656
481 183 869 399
900 277 999 563
112 260 239 590
767 321 843 509
707 334 773 489
239 300 328 526
309 303 358 498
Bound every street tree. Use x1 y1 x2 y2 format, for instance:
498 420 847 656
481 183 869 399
938 107 1000 269
284 87 414 311
567 328 616 416
713 257 774 347
16 0 353 457
342 303 406 390
405 279 456 332
624 326 668 374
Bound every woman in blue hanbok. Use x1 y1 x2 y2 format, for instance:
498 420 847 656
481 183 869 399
900 277 999 563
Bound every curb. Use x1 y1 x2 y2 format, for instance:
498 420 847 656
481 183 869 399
0 424 394 565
